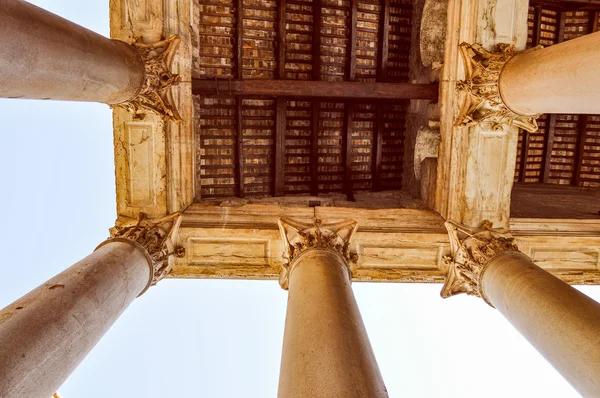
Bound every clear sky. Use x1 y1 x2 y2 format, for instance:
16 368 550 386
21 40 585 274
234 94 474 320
0 1 598 397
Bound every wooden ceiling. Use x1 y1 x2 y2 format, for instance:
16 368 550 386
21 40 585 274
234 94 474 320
193 0 422 200
515 5 600 187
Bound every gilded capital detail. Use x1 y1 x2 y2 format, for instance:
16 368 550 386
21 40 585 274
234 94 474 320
105 213 184 289
442 221 519 305
113 35 182 122
455 42 539 133
278 218 359 289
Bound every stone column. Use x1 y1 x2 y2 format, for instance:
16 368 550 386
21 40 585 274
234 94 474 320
277 219 388 398
441 222 600 397
0 214 182 398
499 32 600 116
0 0 181 120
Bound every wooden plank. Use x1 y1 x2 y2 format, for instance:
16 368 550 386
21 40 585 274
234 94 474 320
347 0 358 81
278 0 287 79
235 0 244 80
193 79 440 100
313 0 322 81
529 0 600 11
236 98 245 197
532 6 543 46
372 104 384 191
557 11 566 43
542 114 557 183
519 130 530 182
377 0 391 81
343 102 355 201
274 98 287 196
311 100 320 196
573 115 588 186
590 11 599 32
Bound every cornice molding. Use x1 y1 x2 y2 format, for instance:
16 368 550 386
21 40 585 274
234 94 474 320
455 42 539 133
441 221 520 305
113 35 182 122
278 218 359 289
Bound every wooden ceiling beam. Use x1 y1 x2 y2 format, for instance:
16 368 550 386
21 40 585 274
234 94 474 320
277 0 287 79
343 102 355 201
312 0 322 81
347 0 358 81
274 98 287 196
235 0 244 80
192 80 439 100
377 0 391 82
542 114 557 183
529 0 600 11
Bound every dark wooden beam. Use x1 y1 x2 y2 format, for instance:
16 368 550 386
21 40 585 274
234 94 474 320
347 0 358 81
236 98 245 197
372 104 384 191
193 80 439 100
235 0 244 80
313 0 322 81
573 115 588 186
278 0 287 80
519 130 530 182
529 0 600 11
377 0 391 81
590 11 599 32
542 114 556 183
274 98 287 196
343 102 355 201
557 11 566 43
311 100 320 196
532 6 543 46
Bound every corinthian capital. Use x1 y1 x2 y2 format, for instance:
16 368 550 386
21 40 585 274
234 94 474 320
455 42 539 132
113 35 182 122
102 213 185 292
442 221 519 305
278 218 359 289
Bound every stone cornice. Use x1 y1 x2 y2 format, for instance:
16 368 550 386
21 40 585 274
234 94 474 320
112 35 182 122
278 218 359 289
455 42 539 133
441 221 519 305
100 213 184 293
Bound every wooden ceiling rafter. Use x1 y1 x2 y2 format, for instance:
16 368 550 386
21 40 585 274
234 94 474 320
195 0 418 200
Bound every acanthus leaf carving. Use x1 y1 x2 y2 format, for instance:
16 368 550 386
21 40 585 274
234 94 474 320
442 221 519 305
107 212 184 289
278 218 359 290
112 35 182 122
455 42 540 133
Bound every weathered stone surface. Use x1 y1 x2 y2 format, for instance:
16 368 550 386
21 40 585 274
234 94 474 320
420 157 438 209
420 0 447 67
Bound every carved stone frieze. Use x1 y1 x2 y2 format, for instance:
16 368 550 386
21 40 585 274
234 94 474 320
441 221 519 305
278 218 359 289
112 35 182 122
455 42 539 133
106 213 184 288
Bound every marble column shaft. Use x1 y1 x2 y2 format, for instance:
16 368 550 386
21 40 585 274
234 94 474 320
482 252 600 397
0 0 145 104
0 241 151 398
278 249 387 398
499 32 600 115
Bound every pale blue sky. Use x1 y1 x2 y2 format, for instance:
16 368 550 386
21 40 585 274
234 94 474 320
0 1 597 397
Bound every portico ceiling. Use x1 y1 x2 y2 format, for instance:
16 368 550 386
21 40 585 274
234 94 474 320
192 0 436 200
